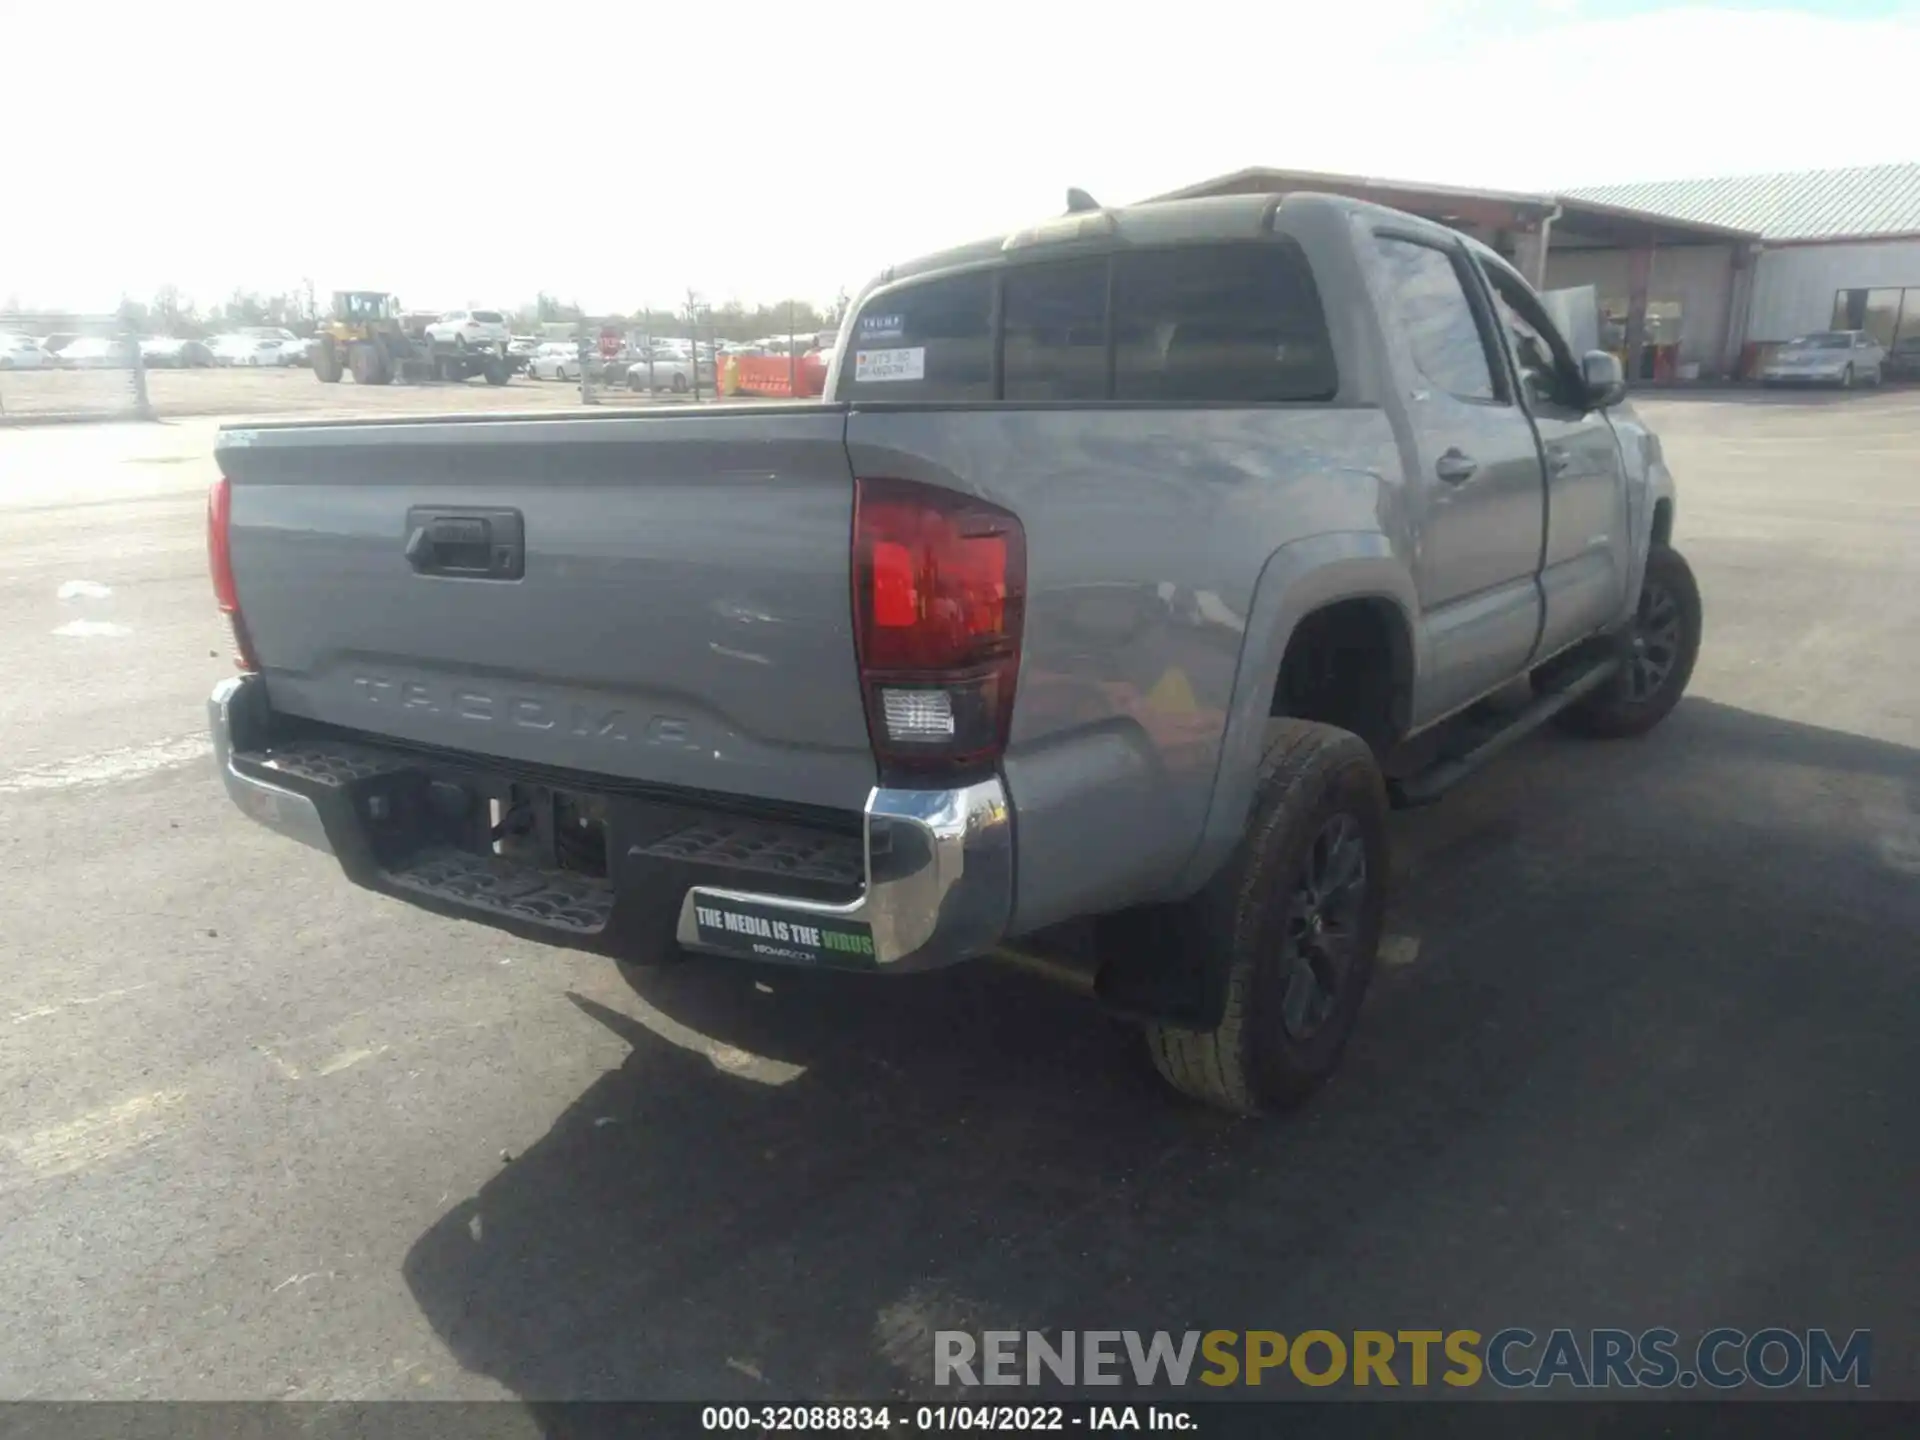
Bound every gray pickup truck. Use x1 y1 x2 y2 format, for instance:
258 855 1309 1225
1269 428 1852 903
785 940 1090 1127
207 191 1700 1115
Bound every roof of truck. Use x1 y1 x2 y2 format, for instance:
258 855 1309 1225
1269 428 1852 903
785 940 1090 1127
877 192 1328 288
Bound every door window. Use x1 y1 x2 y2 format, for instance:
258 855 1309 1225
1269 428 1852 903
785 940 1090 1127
1371 236 1501 402
1479 258 1587 412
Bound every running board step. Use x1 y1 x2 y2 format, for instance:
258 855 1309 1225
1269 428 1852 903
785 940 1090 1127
1388 658 1620 809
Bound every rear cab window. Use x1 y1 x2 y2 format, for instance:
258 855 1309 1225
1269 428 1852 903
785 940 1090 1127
1002 259 1108 400
1114 245 1335 402
841 270 993 401
839 240 1336 404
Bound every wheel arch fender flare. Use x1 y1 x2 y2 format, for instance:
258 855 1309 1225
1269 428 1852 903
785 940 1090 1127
1169 532 1420 897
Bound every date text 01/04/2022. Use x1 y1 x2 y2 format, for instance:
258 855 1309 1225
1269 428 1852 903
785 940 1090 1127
700 1404 1194 1431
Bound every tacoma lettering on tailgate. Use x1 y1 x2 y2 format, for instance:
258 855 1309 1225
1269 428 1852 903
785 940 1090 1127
350 675 699 746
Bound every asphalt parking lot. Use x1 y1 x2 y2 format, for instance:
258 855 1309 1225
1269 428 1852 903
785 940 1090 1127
1 389 1916 1405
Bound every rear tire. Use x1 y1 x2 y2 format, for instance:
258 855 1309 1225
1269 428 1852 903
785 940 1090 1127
1143 721 1388 1117
1553 543 1702 739
671 372 688 394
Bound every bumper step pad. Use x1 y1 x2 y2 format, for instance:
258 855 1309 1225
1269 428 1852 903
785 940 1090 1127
238 740 415 790
635 819 864 890
384 845 614 934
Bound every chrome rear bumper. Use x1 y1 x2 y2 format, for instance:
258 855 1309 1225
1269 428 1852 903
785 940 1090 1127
209 675 330 853
209 674 1013 970
673 779 1012 970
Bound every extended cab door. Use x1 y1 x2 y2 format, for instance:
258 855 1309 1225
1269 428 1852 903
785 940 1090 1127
1367 230 1548 725
1472 255 1631 662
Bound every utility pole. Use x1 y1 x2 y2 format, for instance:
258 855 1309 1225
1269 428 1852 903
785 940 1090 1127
687 289 703 403
578 319 595 406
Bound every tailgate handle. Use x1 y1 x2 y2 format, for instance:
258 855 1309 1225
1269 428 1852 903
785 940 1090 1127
404 507 525 580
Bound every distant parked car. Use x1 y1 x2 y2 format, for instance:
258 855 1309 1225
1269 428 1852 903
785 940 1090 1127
238 328 308 365
1760 330 1885 387
0 332 51 368
425 309 511 351
210 333 295 367
624 345 715 394
527 341 583 382
1885 334 1920 379
140 337 216 368
57 337 137 368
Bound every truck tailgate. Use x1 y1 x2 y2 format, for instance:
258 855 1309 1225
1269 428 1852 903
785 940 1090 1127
218 409 876 813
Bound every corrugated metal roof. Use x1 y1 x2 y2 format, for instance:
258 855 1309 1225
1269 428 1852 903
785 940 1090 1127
1559 164 1920 242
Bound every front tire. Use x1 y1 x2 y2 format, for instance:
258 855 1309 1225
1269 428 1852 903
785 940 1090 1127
313 340 342 383
1554 543 1702 739
1144 721 1388 1117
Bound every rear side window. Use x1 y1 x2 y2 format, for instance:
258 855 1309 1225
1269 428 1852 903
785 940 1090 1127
841 241 1337 404
1113 244 1337 402
473 310 503 324
1372 236 1498 401
1002 259 1107 400
842 270 993 401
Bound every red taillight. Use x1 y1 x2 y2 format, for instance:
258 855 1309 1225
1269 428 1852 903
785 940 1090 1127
207 476 260 672
852 478 1025 780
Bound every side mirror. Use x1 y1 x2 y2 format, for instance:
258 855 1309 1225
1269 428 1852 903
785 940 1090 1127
1582 350 1626 409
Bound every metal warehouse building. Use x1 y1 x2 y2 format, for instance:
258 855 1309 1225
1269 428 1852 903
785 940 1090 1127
1154 162 1920 382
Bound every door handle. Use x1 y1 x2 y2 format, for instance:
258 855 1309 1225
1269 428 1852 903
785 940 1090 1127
1546 446 1573 477
404 506 525 579
1434 449 1478 485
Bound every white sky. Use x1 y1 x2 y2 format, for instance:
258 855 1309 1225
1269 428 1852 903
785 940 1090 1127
5 0 1918 315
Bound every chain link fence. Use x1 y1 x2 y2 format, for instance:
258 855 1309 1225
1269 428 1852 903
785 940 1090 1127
0 317 153 424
